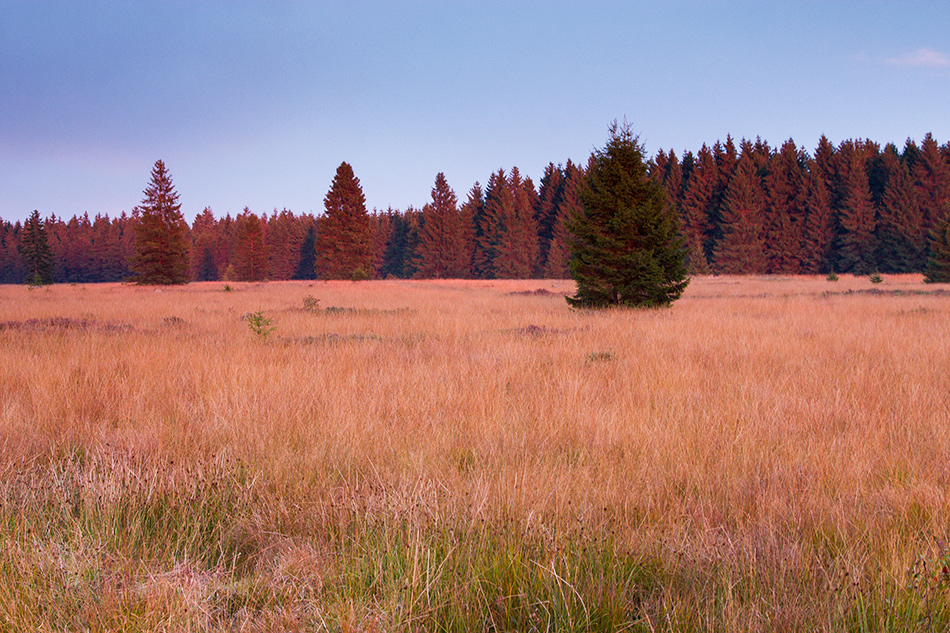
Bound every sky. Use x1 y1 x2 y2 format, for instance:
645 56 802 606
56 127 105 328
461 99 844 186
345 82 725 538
2 1 949 224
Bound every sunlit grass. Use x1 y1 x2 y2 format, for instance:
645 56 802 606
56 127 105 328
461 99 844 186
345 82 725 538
1 275 949 630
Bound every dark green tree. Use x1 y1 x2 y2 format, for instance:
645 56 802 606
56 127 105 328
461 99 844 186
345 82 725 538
566 121 689 308
924 207 950 283
131 160 191 284
292 224 317 280
20 210 54 285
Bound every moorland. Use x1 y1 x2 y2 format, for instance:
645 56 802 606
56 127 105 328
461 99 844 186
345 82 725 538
1 275 948 631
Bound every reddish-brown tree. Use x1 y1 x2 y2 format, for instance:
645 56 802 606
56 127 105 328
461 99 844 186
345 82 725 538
535 163 565 276
799 159 835 274
473 169 511 279
493 168 539 279
543 160 584 279
265 209 305 280
713 143 768 273
316 162 375 280
679 144 715 274
191 207 219 281
913 133 950 234
460 183 485 278
232 209 268 281
414 173 468 278
763 139 805 273
878 146 925 272
835 141 878 274
131 160 191 285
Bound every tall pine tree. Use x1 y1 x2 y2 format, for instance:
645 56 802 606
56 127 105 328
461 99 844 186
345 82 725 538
132 160 191 285
414 173 468 278
713 142 768 274
567 121 688 308
679 144 715 273
316 162 375 280
924 206 950 283
20 210 54 285
835 141 878 274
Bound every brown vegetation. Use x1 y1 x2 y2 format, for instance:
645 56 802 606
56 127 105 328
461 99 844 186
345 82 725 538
1 276 948 630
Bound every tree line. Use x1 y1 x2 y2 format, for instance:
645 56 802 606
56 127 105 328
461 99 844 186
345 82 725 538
3 133 950 285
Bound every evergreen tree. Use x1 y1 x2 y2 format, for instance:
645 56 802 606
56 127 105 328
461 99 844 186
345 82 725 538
566 121 688 308
543 161 584 279
131 160 191 284
835 141 878 274
232 209 268 281
494 167 539 278
924 207 950 283
877 145 924 272
0 222 25 284
459 184 483 278
293 223 318 280
679 144 715 273
474 169 511 278
316 162 375 280
19 210 54 285
713 143 768 273
764 139 805 273
799 159 835 274
414 173 468 278
191 207 219 281
659 149 684 219
913 133 950 234
535 163 565 275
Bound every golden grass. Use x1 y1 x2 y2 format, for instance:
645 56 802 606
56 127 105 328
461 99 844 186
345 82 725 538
1 275 949 631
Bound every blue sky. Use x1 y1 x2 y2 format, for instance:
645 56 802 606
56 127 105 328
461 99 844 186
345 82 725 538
2 1 949 224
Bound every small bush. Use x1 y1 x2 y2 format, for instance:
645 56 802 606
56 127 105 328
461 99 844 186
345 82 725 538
223 284 233 292
302 295 321 312
585 350 616 363
869 272 883 284
245 310 275 339
826 271 839 282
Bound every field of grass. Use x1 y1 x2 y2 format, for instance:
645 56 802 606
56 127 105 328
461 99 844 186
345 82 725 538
1 275 949 631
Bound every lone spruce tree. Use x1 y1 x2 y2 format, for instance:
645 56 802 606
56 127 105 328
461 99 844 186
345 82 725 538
924 207 950 283
316 162 375 280
566 121 689 308
20 210 54 285
132 160 190 284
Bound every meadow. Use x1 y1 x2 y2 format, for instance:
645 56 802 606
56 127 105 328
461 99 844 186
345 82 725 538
0 275 948 631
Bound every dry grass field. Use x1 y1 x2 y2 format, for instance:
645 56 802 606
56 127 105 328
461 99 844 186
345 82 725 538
1 275 949 631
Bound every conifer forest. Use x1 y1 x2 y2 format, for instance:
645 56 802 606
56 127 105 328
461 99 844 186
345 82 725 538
3 133 950 284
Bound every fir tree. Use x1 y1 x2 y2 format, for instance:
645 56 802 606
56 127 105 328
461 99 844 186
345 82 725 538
877 146 924 272
131 160 191 284
764 139 805 273
679 144 715 273
474 170 511 278
494 167 539 279
799 159 834 274
191 207 219 281
293 224 318 280
566 121 688 308
913 133 950 235
232 209 268 281
924 207 950 283
316 162 375 280
535 163 566 275
414 173 467 278
836 141 878 274
19 210 54 285
713 143 768 274
543 161 584 279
